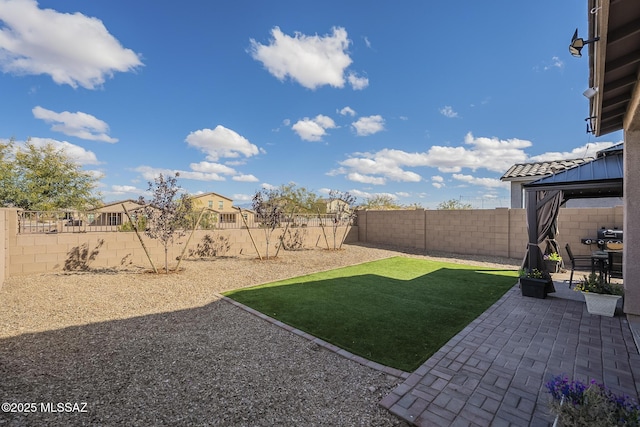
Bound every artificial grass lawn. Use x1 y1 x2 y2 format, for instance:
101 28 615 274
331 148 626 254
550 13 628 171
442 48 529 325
223 256 518 372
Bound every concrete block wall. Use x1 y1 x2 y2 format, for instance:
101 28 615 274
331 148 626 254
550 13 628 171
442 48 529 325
5 208 358 277
1 206 623 279
357 206 623 261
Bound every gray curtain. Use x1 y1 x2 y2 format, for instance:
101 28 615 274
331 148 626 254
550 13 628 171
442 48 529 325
536 190 563 244
523 189 564 270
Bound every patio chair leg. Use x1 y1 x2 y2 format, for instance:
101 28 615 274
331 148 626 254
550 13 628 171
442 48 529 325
569 270 574 288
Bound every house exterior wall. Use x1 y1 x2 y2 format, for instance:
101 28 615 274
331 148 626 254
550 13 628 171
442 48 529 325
192 193 234 211
624 129 640 315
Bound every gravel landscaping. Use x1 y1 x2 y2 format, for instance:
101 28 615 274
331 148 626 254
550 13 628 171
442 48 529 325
0 243 520 426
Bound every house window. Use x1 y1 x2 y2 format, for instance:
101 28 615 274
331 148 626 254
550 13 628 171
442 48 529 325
218 201 224 209
208 200 213 208
107 213 122 226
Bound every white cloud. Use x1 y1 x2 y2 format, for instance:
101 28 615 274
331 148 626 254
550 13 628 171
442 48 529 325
347 71 368 90
110 185 139 194
335 152 423 185
452 174 509 189
339 106 356 116
232 193 253 202
330 132 533 185
346 172 386 185
530 142 616 162
0 0 142 89
425 132 530 172
352 115 384 136
431 175 445 189
249 26 354 90
185 125 260 161
28 137 100 165
32 106 117 143
439 106 459 118
232 174 259 182
541 56 564 71
291 114 336 141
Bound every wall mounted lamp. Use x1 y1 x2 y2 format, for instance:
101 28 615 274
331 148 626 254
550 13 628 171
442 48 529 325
585 116 597 134
569 29 600 58
583 87 598 99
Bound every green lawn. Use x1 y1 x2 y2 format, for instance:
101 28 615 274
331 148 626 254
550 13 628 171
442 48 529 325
223 256 518 372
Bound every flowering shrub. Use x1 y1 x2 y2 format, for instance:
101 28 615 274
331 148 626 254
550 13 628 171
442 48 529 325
573 273 624 295
546 375 640 426
544 252 562 261
518 268 550 280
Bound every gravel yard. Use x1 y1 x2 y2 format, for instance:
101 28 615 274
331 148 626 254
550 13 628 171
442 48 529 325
0 243 520 426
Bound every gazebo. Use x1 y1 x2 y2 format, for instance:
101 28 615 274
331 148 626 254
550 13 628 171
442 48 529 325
523 144 623 276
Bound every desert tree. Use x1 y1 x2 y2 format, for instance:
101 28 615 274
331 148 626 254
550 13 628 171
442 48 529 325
359 194 401 210
1 138 101 210
436 198 472 210
321 190 357 250
252 187 285 259
137 173 193 273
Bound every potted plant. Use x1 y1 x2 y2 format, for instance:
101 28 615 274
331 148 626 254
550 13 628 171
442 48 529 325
545 374 640 426
518 268 553 299
543 252 562 274
573 273 624 317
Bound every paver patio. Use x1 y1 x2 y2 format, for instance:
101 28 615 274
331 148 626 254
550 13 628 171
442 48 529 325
379 274 640 426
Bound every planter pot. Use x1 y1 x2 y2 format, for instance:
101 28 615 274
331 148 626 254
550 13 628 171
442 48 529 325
520 277 550 299
582 292 622 317
543 259 560 274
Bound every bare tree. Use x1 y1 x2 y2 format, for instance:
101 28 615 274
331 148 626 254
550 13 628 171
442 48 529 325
324 190 357 250
252 188 285 259
138 173 193 273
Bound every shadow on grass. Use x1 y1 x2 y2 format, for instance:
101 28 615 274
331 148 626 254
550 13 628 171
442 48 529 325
224 259 518 372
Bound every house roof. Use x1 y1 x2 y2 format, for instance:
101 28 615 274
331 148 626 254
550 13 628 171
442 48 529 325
192 192 233 202
523 144 623 199
500 158 592 181
587 0 640 136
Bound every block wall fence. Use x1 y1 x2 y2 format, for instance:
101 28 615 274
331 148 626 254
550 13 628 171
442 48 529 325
0 206 624 287
356 206 623 260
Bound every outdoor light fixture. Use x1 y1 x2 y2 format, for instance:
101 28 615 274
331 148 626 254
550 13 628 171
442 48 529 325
585 116 597 134
569 29 600 58
583 87 598 99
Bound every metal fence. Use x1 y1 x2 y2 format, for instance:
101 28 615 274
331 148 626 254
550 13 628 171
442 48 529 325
17 210 354 234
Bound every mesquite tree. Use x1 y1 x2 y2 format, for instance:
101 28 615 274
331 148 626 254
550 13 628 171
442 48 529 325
138 173 192 273
252 188 285 259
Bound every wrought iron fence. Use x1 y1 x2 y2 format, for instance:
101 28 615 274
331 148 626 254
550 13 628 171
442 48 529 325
17 210 355 234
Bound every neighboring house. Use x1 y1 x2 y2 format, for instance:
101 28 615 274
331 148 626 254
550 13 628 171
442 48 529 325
321 198 351 214
88 199 145 226
501 158 591 208
191 192 254 227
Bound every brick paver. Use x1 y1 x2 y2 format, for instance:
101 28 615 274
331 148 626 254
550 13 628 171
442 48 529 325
380 281 640 426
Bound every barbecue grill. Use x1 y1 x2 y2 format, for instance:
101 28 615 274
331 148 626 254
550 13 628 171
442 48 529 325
581 227 623 250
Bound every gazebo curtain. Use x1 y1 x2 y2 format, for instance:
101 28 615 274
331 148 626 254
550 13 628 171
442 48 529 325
523 189 564 270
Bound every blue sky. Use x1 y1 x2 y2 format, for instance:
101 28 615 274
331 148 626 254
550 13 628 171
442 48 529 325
0 0 622 209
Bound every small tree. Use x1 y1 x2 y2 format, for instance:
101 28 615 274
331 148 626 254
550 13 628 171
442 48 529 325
252 188 285 259
138 173 193 273
436 199 472 210
324 190 357 250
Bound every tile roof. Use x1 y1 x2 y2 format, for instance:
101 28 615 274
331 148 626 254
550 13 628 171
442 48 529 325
500 158 593 181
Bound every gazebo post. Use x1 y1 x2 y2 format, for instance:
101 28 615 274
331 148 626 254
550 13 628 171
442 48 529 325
526 189 540 270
